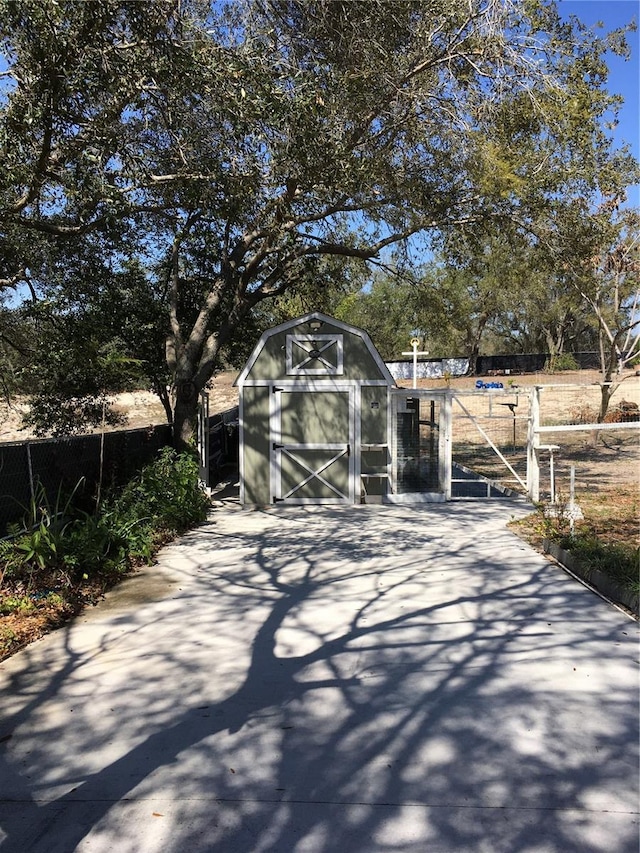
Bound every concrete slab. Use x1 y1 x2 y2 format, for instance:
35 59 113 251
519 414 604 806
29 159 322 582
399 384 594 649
0 499 638 852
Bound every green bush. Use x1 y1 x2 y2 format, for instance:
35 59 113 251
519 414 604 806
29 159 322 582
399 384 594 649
0 447 210 588
105 447 209 558
544 352 580 373
61 512 130 576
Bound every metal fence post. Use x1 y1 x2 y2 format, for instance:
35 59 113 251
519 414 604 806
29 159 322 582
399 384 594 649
26 442 35 506
197 391 210 491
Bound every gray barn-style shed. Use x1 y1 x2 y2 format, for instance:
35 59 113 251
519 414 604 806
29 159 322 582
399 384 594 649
236 312 396 505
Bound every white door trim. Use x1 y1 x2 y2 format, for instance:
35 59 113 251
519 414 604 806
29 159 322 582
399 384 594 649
270 384 356 504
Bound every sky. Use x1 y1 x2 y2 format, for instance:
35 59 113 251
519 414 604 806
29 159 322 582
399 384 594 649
559 0 640 205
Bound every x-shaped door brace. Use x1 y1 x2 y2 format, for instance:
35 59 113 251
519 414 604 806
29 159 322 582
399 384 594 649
278 444 350 500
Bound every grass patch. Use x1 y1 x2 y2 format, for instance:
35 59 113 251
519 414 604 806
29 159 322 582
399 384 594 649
554 534 639 594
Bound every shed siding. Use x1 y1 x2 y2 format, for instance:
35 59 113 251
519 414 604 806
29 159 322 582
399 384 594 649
340 333 384 382
360 385 389 446
241 385 271 505
238 312 395 505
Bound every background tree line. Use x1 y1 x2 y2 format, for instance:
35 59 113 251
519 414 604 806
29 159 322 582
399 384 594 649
0 0 638 440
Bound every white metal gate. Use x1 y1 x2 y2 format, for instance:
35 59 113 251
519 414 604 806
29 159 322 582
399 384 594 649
450 389 531 499
388 388 532 501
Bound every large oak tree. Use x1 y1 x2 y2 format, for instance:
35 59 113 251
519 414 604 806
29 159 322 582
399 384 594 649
1 0 637 445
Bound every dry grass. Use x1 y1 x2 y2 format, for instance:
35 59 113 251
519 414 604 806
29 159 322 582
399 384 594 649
512 485 639 551
576 487 639 549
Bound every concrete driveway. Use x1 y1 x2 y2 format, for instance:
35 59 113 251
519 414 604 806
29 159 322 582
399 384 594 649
0 497 638 852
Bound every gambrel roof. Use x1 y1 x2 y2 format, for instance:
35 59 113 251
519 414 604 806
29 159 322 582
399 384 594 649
235 311 395 386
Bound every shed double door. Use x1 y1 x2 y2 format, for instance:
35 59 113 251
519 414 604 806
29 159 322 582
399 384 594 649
271 387 355 503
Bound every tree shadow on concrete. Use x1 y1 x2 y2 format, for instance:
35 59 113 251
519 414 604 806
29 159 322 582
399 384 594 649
0 501 637 852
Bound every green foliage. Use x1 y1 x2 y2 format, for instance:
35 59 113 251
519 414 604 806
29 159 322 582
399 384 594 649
0 594 35 615
21 258 170 436
0 448 209 592
0 479 83 585
0 625 17 655
335 273 420 360
59 512 130 577
531 501 639 595
14 522 62 572
544 352 581 373
105 447 210 560
265 255 369 326
557 533 640 594
1 0 638 446
0 305 34 399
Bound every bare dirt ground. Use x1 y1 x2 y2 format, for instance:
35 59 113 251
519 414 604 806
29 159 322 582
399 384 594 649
403 368 640 499
0 370 241 444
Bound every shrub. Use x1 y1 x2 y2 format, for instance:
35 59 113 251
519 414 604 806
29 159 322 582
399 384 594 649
107 448 209 549
557 533 640 594
61 512 130 577
0 594 36 615
544 352 580 373
0 447 210 588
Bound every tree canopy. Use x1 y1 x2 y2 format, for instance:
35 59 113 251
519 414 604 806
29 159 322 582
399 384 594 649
0 0 638 442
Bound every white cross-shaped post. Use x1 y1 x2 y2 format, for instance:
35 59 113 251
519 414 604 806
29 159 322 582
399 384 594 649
401 337 429 389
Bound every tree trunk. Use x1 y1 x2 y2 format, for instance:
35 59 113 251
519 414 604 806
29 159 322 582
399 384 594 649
466 315 489 375
544 327 562 368
597 329 621 423
467 345 479 376
172 378 200 452
151 381 173 425
598 382 615 423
